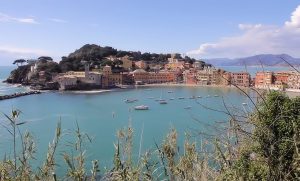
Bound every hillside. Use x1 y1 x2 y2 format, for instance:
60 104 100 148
205 54 300 66
59 44 200 72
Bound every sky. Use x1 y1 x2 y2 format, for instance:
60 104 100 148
0 0 300 65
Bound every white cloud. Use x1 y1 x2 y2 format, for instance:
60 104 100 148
0 12 38 24
188 5 300 58
49 18 67 23
285 5 300 28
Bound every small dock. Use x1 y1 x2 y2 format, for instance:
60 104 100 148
0 91 42 101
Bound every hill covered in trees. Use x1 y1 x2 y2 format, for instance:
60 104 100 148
59 44 199 72
5 44 204 87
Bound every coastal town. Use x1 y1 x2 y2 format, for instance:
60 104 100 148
9 52 300 92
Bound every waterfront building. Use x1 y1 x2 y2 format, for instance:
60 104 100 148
183 69 197 84
287 71 300 89
231 72 250 87
195 67 214 85
131 69 149 83
55 63 102 90
101 65 124 88
255 71 273 89
274 72 289 85
148 71 176 83
131 69 175 84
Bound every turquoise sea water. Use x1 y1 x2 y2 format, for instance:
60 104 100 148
0 66 255 174
0 66 27 95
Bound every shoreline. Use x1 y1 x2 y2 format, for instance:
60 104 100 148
4 82 300 95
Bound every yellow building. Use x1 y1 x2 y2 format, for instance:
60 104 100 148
101 65 123 88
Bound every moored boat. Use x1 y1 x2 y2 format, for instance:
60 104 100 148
159 100 167 104
124 99 138 103
134 105 149 110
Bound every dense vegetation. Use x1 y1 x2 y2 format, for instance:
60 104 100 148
0 91 299 180
59 44 198 72
6 57 61 84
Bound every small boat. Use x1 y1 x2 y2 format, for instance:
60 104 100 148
178 97 185 99
189 96 196 99
197 96 202 98
184 106 192 109
167 91 173 93
242 103 247 105
169 98 175 100
206 95 211 98
134 105 149 110
159 100 168 104
124 99 138 103
214 95 219 97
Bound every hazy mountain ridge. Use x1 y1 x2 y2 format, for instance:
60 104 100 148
205 54 300 66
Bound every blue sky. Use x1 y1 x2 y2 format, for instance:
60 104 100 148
0 0 300 65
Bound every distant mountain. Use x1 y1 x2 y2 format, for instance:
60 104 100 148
205 54 300 67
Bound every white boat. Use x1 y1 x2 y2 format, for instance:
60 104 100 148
214 95 219 97
134 105 149 110
167 91 173 93
189 96 196 99
197 96 202 98
169 98 175 100
206 95 211 98
184 106 192 109
242 102 247 105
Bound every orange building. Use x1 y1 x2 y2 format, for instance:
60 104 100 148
183 69 197 84
254 71 273 88
131 69 175 84
148 71 175 83
131 69 149 83
274 72 289 84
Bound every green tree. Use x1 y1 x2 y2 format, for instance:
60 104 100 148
13 59 26 67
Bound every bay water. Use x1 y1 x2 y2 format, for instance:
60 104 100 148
0 66 257 174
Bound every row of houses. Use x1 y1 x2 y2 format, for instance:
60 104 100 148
54 64 178 90
53 53 300 91
182 66 251 87
254 71 300 90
